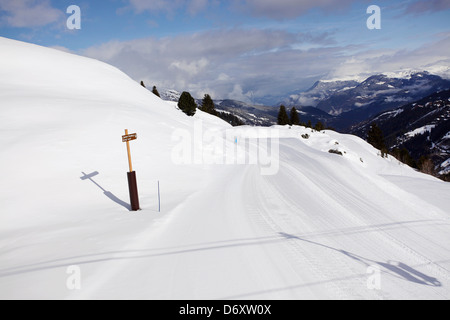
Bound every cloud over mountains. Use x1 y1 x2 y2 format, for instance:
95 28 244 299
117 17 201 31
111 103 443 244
82 29 450 104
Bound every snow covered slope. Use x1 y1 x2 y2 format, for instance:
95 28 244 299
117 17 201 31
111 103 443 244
1 37 450 300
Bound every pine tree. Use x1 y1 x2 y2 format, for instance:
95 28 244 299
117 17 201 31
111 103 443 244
216 111 244 126
392 147 416 168
201 94 216 115
178 91 197 117
152 86 161 98
418 155 434 175
290 107 300 126
140 81 146 88
367 123 387 156
314 121 325 131
277 105 290 125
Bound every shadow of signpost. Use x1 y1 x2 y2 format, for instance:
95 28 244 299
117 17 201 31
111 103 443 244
80 171 131 211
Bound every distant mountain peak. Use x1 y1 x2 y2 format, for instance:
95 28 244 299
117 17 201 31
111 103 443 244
381 69 430 79
158 88 182 102
315 71 450 118
278 79 360 108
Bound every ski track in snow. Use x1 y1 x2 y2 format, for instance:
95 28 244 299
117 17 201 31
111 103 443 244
238 139 450 299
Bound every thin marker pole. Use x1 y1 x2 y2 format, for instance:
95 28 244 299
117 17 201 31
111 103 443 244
158 180 161 212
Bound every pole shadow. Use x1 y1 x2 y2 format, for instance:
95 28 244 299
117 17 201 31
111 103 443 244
80 171 131 211
278 232 441 287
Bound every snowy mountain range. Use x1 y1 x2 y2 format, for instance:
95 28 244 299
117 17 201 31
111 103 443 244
285 72 450 113
351 90 450 180
278 79 360 110
325 73 449 128
2 36 450 300
158 88 182 102
289 72 450 130
158 72 450 132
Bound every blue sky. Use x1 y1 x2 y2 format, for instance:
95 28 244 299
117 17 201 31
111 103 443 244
1 0 450 104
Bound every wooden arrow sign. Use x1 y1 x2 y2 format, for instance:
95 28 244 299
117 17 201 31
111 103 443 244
122 133 137 142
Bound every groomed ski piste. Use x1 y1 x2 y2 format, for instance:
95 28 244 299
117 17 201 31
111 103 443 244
1 37 449 300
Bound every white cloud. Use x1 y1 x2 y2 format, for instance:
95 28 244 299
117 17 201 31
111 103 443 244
325 33 450 81
228 84 250 102
0 0 63 28
217 73 231 81
81 28 315 102
169 58 210 76
81 29 450 104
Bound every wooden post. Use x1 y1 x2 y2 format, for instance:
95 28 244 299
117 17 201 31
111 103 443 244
127 171 140 211
122 129 140 211
125 129 133 173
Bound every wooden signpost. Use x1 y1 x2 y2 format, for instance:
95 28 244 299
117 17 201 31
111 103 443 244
123 129 140 211
122 132 137 142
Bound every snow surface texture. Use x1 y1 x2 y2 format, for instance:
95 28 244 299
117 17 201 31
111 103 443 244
1 37 450 300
